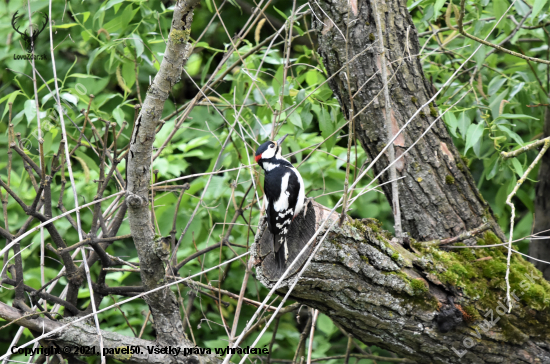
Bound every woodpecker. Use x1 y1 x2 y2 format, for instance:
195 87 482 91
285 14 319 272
255 134 305 268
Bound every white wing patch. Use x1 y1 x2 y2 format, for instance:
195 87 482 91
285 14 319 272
291 167 305 216
273 172 291 212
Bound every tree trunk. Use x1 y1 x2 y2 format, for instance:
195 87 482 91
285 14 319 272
253 215 550 363
124 0 219 361
251 0 550 362
310 0 503 242
529 108 550 279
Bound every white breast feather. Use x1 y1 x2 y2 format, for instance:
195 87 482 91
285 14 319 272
262 162 278 171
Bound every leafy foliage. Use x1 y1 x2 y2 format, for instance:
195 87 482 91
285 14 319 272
0 0 549 362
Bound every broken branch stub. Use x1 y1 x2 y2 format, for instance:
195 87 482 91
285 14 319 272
253 201 337 281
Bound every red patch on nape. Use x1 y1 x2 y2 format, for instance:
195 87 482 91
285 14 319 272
255 154 262 163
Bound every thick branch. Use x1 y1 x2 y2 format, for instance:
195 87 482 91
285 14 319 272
0 302 220 364
125 0 201 348
253 219 550 364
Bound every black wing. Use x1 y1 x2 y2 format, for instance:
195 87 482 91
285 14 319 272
264 167 300 257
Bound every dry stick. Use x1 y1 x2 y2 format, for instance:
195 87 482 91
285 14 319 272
0 191 125 261
267 316 281 364
138 310 151 338
2 110 13 245
437 223 490 246
293 310 313 364
306 309 319 364
230 258 253 344
213 4 277 119
502 137 550 312
273 0 298 138
109 295 137 337
25 1 48 309
170 189 185 266
47 3 106 358
2 246 82 364
339 6 355 227
343 335 354 364
185 278 278 310
0 252 250 360
457 0 550 65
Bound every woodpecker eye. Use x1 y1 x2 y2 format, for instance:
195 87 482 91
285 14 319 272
270 144 275 148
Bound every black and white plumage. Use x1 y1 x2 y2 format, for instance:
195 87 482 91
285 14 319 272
255 134 305 268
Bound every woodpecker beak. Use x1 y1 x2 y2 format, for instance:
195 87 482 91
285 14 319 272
276 134 289 145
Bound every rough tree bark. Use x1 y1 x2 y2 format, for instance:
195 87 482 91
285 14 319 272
124 0 219 362
254 215 550 364
310 0 503 242
0 302 214 364
529 109 550 279
252 0 550 363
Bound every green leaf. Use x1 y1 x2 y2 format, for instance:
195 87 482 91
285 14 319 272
317 314 337 337
531 0 549 19
122 62 136 89
487 76 506 96
465 122 484 155
1 91 23 120
408 0 423 11
67 73 101 79
131 34 144 57
204 0 214 12
474 45 486 69
487 154 500 180
288 112 302 129
509 82 524 99
296 89 306 104
103 0 126 11
272 66 285 96
201 52 217 85
300 102 313 129
24 99 37 126
497 124 524 145
511 158 524 177
185 54 202 77
421 4 434 22
103 15 123 33
457 111 471 137
493 0 509 30
489 89 509 118
433 0 447 18
113 107 125 127
305 70 320 87
444 111 458 137
53 23 78 29
495 113 539 121
273 6 288 20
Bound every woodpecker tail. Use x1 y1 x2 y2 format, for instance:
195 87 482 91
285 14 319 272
273 234 288 269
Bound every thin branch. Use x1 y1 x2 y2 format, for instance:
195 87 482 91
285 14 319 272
457 0 550 65
505 137 550 312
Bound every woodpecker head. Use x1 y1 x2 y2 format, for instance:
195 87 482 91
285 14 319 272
255 134 288 165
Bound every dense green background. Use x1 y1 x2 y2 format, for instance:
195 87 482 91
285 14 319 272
0 0 548 362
